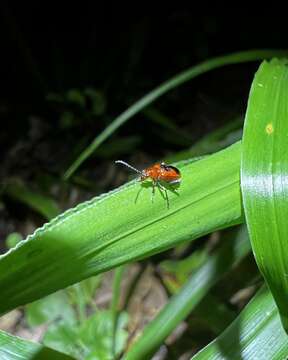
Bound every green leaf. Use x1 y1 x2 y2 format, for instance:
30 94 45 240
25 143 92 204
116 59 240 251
42 321 83 359
64 49 288 179
193 294 236 335
5 181 60 220
83 88 106 116
124 226 251 360
191 287 288 359
43 310 128 359
26 291 76 327
0 329 75 360
111 266 126 357
67 276 102 312
66 89 86 107
78 311 128 359
5 233 23 249
241 59 288 329
0 142 243 314
159 248 208 292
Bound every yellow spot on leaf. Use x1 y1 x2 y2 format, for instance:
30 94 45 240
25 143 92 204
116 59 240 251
266 123 274 135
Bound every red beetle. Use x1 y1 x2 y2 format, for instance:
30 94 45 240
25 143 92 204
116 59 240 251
115 160 181 207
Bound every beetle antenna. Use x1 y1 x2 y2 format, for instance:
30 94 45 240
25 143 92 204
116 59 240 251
115 160 142 175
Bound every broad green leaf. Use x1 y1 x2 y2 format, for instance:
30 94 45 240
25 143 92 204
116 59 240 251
0 142 243 314
241 59 288 329
64 49 288 178
192 287 288 359
124 226 251 360
0 329 75 360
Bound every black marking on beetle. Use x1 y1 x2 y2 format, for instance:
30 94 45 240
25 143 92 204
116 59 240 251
160 163 181 174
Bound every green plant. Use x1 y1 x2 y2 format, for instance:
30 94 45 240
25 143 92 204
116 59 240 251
1 53 288 359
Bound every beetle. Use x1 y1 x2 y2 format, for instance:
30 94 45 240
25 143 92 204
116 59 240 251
115 160 181 208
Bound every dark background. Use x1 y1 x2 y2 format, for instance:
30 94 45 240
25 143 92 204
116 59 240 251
0 9 286 160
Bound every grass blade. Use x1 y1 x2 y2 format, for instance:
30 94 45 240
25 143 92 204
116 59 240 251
0 142 242 314
0 329 75 360
192 286 288 359
63 49 287 179
241 59 288 329
4 181 60 220
111 265 126 357
124 227 251 360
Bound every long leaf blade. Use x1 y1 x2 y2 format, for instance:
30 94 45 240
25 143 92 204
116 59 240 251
241 59 288 329
0 142 242 314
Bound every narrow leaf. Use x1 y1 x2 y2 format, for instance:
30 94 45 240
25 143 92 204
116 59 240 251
5 182 60 220
192 287 288 359
241 59 288 329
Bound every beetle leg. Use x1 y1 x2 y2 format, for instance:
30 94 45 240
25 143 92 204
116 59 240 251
157 182 170 209
151 181 156 203
164 188 169 209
